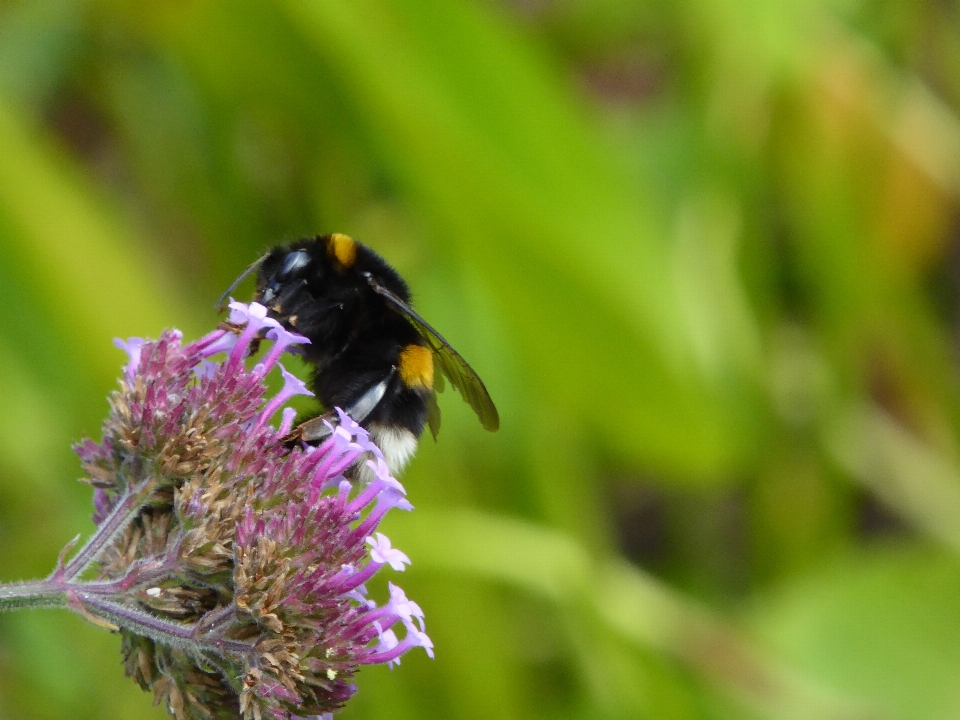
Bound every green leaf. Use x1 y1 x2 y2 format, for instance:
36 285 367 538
751 548 960 720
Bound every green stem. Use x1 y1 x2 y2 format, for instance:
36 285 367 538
57 476 157 581
0 477 254 661
0 579 68 611
75 594 254 657
0 575 253 660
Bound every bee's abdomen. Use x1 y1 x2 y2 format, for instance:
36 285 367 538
398 344 434 390
367 424 419 476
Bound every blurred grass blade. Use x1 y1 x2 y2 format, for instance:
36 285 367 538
0 92 195 389
392 508 882 720
829 404 960 555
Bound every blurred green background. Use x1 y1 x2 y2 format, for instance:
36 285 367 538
3 0 960 718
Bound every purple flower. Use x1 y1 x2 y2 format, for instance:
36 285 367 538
262 325 311 371
113 336 146 376
227 299 277 329
367 533 411 571
72 301 432 720
387 582 426 632
251 363 314 434
226 299 281 368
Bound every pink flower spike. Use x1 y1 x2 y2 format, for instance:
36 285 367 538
366 533 410 571
80 319 432 714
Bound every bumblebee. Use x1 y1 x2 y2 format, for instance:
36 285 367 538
221 233 499 474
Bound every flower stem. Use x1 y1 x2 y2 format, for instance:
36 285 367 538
0 574 254 660
75 594 256 657
0 495 257 662
57 476 157 581
0 579 67 611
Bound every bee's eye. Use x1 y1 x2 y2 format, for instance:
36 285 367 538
279 250 310 278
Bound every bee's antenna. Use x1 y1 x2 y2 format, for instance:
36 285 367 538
217 253 269 310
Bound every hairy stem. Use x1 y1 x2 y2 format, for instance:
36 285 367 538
0 579 68 611
76 594 255 657
0 534 253 662
57 476 157 581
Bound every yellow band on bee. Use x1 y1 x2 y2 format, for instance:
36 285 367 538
328 233 357 267
398 344 434 389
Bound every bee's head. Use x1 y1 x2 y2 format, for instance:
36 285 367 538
256 247 314 305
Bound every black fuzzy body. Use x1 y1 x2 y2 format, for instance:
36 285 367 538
255 235 432 439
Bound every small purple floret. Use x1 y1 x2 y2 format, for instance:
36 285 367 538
226 299 281 368
113 337 146 376
387 582 426 632
367 533 411 571
262 325 311 371
253 363 314 434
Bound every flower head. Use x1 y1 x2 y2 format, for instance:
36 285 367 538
75 303 431 720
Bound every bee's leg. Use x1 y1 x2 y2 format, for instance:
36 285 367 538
279 369 397 447
282 413 336 446
217 320 244 334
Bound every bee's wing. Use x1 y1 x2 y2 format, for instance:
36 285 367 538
365 274 500 433
425 391 442 441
